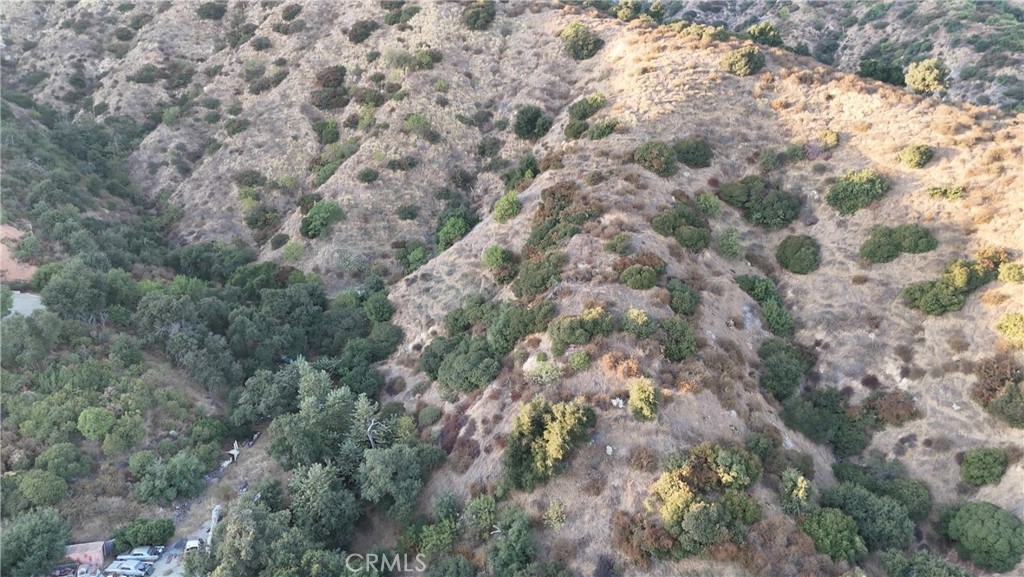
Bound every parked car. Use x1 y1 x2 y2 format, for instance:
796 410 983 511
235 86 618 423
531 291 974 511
115 547 164 563
184 539 205 555
103 560 154 577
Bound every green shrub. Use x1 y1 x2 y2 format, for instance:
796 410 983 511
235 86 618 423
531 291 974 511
492 191 522 223
620 265 658 290
628 377 659 421
758 338 812 401
502 154 539 191
396 204 419 220
564 119 588 140
300 200 344 238
747 22 782 46
34 444 91 481
568 350 590 372
402 113 440 142
820 483 913 551
568 93 606 121
947 502 1024 572
513 105 552 140
802 508 867 563
903 249 1004 315
673 137 713 168
161 106 181 127
780 467 815 515
667 279 699 316
504 397 595 490
313 119 339 145
782 390 869 457
282 4 302 20
548 306 613 356
560 22 604 60
462 0 496 30
882 550 972 577
720 45 764 76
758 149 780 173
269 233 289 249
436 337 500 393
356 168 379 183
659 316 697 362
620 307 656 339
525 359 562 386
884 479 932 522
859 224 937 263
348 19 379 44
384 5 420 25
196 2 226 20
775 235 821 274
897 145 934 168
655 206 708 261
905 58 949 94
436 216 470 252
820 129 840 150
858 58 905 86
716 228 744 260
523 180 601 252
112 518 174 552
128 64 159 84
737 275 793 337
482 244 511 269
418 405 442 428
998 314 1024 349
928 185 966 200
395 240 428 274
243 204 280 236
311 138 360 185
785 141 807 161
999 263 1024 283
512 252 566 299
826 169 889 214
77 407 116 441
960 448 1008 486
718 175 801 230
482 244 518 284
634 141 676 176
224 117 249 136
902 280 965 315
604 233 630 256
587 118 618 139
694 191 721 217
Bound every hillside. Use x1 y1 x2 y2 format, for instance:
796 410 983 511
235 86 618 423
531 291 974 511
1 2 1023 577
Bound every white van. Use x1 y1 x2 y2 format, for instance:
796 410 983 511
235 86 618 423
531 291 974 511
115 546 164 562
103 560 155 577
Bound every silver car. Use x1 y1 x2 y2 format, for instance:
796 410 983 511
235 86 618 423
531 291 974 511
115 546 164 563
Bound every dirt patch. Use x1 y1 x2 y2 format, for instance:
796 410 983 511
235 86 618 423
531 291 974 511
0 225 36 283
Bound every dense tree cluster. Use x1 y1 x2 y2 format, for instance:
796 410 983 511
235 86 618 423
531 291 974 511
420 295 553 394
638 442 763 558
